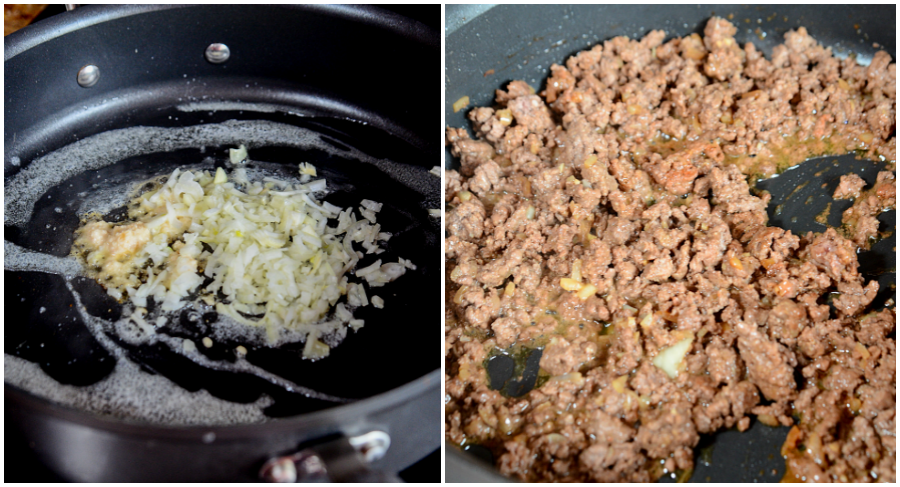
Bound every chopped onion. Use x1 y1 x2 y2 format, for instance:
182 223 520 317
298 162 317 176
229 144 248 164
75 150 414 359
652 337 694 379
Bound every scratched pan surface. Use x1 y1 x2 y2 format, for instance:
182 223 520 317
445 4 895 483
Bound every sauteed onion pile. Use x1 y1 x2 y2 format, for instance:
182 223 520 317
73 147 414 359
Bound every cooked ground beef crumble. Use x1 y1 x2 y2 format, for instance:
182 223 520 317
445 18 895 482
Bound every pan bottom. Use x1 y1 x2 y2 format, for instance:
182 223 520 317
5 118 440 425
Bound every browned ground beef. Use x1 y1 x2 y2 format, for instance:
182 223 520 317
445 17 896 482
833 171 896 248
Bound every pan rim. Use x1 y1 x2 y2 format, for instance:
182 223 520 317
4 4 436 62
5 368 440 436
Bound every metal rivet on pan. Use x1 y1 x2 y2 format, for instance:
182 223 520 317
348 430 391 463
76 65 100 87
261 456 299 483
205 43 231 64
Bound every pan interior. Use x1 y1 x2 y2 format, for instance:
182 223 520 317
5 115 439 425
444 4 895 483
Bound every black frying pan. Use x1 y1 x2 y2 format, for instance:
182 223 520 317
445 4 895 483
5 4 439 481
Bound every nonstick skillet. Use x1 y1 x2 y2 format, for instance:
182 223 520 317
5 4 439 482
444 4 895 483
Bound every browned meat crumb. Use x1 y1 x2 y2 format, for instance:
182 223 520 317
833 171 896 248
834 173 868 200
445 17 895 483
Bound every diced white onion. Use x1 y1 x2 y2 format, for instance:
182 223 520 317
78 150 412 356
652 337 694 379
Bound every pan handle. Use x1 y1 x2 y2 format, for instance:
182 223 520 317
259 431 402 483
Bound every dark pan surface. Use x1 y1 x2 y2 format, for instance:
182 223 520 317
445 4 895 483
7 120 439 415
